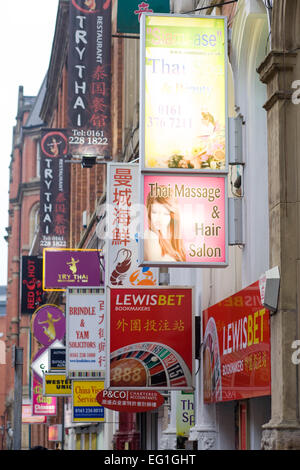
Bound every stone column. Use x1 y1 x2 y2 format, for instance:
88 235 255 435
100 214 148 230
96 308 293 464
258 49 300 449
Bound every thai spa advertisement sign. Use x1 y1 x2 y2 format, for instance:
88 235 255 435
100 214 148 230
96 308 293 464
140 14 227 172
107 163 158 287
43 248 104 291
107 286 194 391
202 281 271 403
66 288 106 379
140 173 228 267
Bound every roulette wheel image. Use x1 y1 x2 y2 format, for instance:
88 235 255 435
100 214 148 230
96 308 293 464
203 317 222 402
110 342 192 389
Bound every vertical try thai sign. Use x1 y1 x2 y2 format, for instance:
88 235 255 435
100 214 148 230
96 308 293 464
68 0 112 157
66 288 106 378
107 163 158 287
140 14 227 171
40 129 70 249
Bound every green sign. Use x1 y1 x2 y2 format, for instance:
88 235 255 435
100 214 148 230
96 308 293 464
117 0 170 34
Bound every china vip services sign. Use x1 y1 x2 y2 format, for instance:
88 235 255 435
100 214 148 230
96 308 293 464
140 173 227 267
108 287 194 391
202 281 271 403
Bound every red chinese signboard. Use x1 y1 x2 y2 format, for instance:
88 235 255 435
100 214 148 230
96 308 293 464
96 389 164 412
202 280 271 403
108 287 194 391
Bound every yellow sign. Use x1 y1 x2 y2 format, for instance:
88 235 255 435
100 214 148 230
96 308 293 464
72 380 105 423
43 373 72 396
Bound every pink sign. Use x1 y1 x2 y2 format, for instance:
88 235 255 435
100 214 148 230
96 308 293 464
32 376 57 416
142 174 227 266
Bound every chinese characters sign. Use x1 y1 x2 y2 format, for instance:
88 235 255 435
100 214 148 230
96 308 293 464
40 129 70 249
117 1 170 34
96 389 164 413
140 14 227 172
141 173 228 267
67 0 112 157
107 163 158 286
21 256 43 314
108 287 194 391
43 248 104 291
202 281 271 403
66 288 106 378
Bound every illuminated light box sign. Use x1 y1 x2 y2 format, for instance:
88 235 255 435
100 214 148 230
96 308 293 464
202 280 271 403
72 380 105 423
140 173 228 267
66 288 106 379
140 14 227 172
43 248 104 291
108 286 194 391
107 163 158 287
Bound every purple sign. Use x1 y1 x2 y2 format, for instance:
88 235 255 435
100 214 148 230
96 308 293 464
32 305 66 346
43 249 105 291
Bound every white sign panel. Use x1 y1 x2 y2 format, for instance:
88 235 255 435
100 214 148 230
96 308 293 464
66 288 106 378
107 163 158 286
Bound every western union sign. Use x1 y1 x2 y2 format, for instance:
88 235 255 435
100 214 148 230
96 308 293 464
43 373 72 396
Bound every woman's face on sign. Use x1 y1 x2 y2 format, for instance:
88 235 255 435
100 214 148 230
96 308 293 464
150 202 171 235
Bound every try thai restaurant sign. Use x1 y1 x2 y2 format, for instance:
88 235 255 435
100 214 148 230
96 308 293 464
202 280 271 403
43 248 104 291
108 286 194 391
140 14 227 172
140 173 228 267
67 0 112 158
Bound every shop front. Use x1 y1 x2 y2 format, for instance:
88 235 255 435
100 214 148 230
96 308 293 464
202 280 271 450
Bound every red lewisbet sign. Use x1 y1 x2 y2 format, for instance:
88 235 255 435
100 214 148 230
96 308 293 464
96 389 164 412
202 280 271 403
